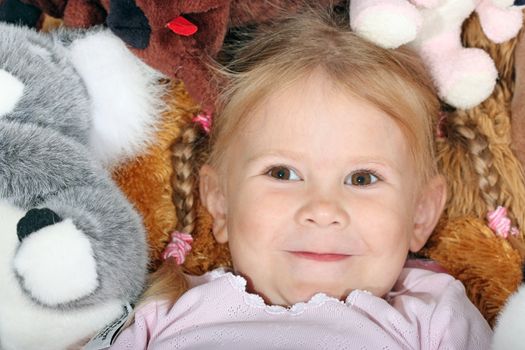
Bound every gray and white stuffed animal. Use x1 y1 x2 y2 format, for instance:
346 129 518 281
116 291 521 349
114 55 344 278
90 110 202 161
0 23 166 350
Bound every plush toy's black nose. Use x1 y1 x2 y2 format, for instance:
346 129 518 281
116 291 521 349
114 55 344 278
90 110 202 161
17 208 62 241
107 0 151 50
516 0 525 5
0 0 42 28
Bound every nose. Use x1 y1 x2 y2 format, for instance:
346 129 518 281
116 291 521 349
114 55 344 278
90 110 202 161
295 196 349 228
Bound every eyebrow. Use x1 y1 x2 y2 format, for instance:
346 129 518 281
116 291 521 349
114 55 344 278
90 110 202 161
344 156 398 170
245 150 304 164
246 150 399 171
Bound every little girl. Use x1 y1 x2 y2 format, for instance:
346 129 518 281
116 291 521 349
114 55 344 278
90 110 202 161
110 9 492 349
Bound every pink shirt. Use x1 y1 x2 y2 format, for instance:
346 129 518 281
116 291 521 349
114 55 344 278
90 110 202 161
111 267 492 349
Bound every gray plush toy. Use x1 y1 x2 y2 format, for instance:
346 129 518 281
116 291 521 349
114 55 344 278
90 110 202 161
0 23 166 350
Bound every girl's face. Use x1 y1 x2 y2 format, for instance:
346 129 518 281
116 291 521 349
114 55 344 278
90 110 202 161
200 71 446 306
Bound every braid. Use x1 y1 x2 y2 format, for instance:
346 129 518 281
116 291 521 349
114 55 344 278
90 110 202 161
171 121 207 235
449 111 499 211
128 114 208 315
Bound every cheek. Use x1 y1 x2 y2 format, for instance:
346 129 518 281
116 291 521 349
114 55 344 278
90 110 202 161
227 187 289 246
353 194 414 250
234 182 295 218
226 191 287 274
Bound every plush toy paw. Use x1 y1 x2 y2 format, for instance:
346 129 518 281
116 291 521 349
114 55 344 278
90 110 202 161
476 0 522 43
437 49 498 109
106 0 150 49
350 0 421 49
13 209 99 306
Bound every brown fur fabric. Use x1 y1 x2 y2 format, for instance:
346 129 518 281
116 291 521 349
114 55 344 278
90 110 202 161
113 81 200 270
420 13 525 324
436 14 525 232
512 29 525 170
423 216 522 326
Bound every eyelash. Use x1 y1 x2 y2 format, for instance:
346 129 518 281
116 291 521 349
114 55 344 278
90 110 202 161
264 165 302 181
346 168 383 187
264 166 383 185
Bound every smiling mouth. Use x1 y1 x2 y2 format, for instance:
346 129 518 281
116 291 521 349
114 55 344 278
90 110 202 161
290 251 350 262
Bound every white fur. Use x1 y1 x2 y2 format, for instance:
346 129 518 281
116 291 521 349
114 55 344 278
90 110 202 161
68 30 167 167
28 43 53 61
0 69 24 117
354 10 419 49
351 0 520 109
492 284 525 349
0 201 123 350
490 0 514 7
413 0 475 43
350 0 423 49
13 218 99 306
445 72 496 109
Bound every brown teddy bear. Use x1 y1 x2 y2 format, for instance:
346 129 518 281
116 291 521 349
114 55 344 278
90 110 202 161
0 0 341 110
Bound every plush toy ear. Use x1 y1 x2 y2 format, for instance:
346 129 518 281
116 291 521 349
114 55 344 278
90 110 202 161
67 28 166 166
0 0 42 27
106 0 151 49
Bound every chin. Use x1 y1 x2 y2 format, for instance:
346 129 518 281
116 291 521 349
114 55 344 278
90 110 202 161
289 280 350 304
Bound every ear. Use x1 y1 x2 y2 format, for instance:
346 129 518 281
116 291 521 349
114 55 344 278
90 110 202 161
409 175 447 252
199 164 228 243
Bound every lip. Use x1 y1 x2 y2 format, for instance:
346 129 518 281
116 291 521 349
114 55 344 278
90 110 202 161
289 251 350 262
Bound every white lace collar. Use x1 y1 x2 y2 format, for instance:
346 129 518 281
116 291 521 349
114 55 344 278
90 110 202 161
207 268 372 316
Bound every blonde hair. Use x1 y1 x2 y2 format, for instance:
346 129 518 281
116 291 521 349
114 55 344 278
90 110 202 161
210 10 440 187
142 8 441 308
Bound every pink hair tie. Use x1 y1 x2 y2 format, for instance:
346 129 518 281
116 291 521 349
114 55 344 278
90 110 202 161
436 111 447 138
192 111 212 134
162 231 194 264
487 206 519 238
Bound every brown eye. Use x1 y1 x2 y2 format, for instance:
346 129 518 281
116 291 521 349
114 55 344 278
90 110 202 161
349 172 378 186
267 166 300 181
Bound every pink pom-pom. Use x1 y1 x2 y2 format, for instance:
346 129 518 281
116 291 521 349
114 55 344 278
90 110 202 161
162 231 194 265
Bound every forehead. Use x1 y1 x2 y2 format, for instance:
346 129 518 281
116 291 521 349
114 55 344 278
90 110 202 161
229 71 412 170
